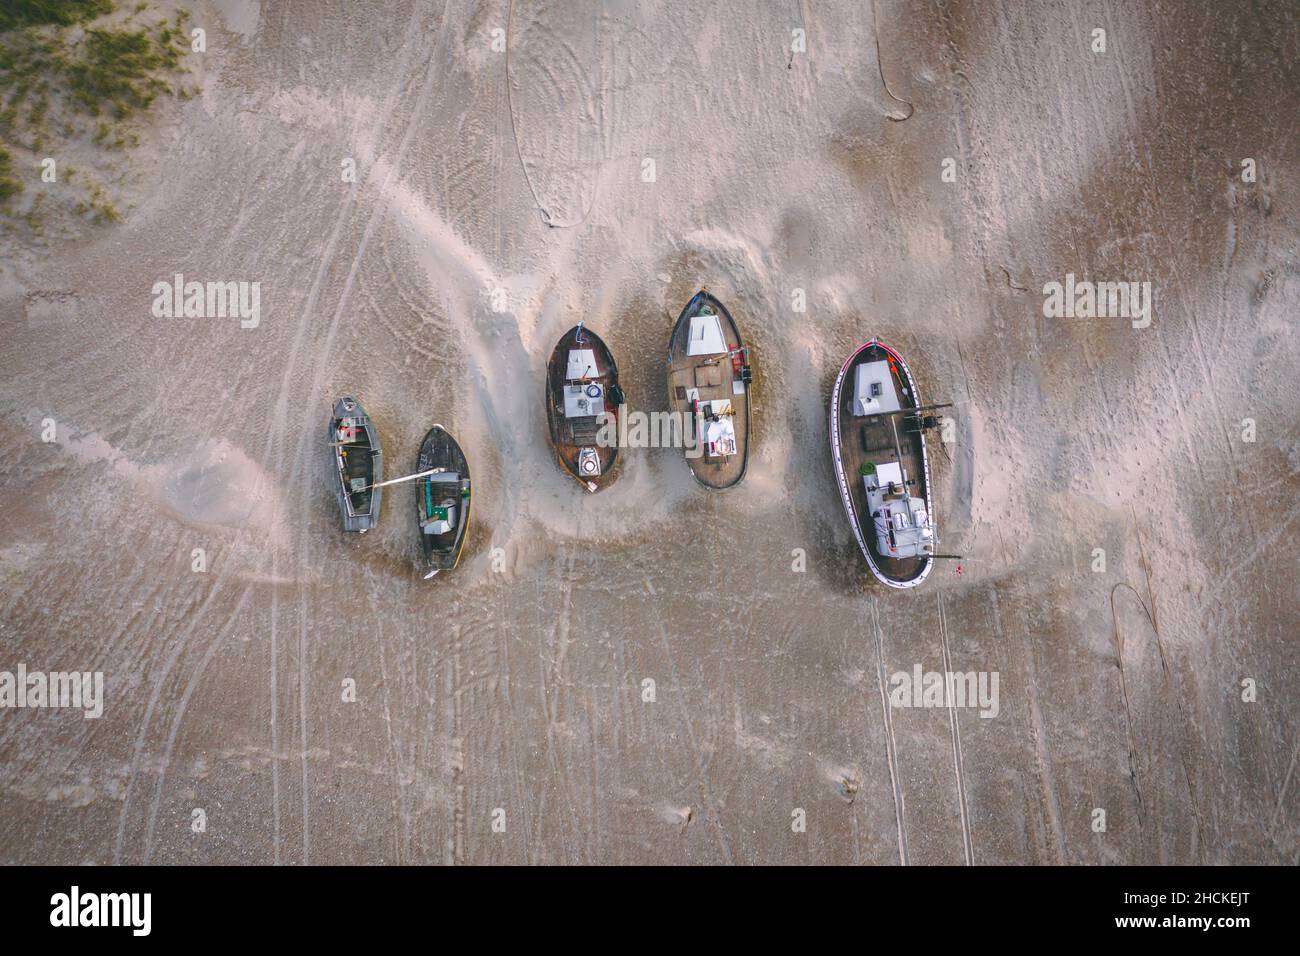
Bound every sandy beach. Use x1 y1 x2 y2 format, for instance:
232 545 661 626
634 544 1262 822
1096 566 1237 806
0 0 1296 864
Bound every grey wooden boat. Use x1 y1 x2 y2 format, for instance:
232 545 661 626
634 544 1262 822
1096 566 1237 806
329 396 382 532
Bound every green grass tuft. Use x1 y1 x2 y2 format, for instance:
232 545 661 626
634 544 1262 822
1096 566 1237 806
0 145 23 204
64 27 174 117
0 1 115 34
0 2 188 228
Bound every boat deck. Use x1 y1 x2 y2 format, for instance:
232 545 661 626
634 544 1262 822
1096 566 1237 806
666 292 750 490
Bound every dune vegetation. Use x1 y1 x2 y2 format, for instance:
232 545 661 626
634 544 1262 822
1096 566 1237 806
0 0 190 225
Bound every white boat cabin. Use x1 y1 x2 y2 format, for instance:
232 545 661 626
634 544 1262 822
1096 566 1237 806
862 462 932 558
564 347 606 418
563 381 605 418
853 360 902 416
562 346 606 477
687 314 727 356
566 348 598 380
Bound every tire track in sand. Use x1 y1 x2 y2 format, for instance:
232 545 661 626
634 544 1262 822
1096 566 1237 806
271 2 454 864
937 591 974 865
870 597 909 865
644 574 734 864
141 585 254 861
538 540 584 860
248 0 442 864
113 578 239 863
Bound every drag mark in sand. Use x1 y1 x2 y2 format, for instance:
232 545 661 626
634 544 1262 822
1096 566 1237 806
1108 571 1209 860
871 598 909 865
250 0 445 864
938 592 974 865
504 0 601 228
444 623 466 866
1205 498 1300 607
870 0 914 121
1133 521 1207 862
374 617 408 864
1273 738 1299 831
269 587 282 864
542 542 583 858
489 545 536 860
297 608 311 864
278 3 456 864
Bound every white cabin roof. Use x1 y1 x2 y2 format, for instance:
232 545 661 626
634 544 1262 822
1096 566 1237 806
687 314 727 356
853 360 901 416
566 348 597 380
876 461 903 487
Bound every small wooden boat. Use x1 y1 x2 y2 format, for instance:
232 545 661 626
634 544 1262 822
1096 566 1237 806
830 340 950 589
329 397 382 532
665 290 753 489
415 425 471 578
545 323 622 492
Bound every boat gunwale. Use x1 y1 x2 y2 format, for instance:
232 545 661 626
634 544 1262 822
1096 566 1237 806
829 339 935 589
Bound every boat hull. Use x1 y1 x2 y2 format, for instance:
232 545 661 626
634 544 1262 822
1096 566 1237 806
665 290 751 490
415 425 471 576
829 340 935 589
329 396 381 532
545 325 619 491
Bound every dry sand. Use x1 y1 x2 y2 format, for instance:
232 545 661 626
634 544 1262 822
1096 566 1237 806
0 0 1297 864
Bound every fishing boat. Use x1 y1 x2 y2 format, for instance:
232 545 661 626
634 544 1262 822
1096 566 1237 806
329 397 382 532
545 323 623 491
829 340 952 589
666 290 753 489
414 425 471 578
